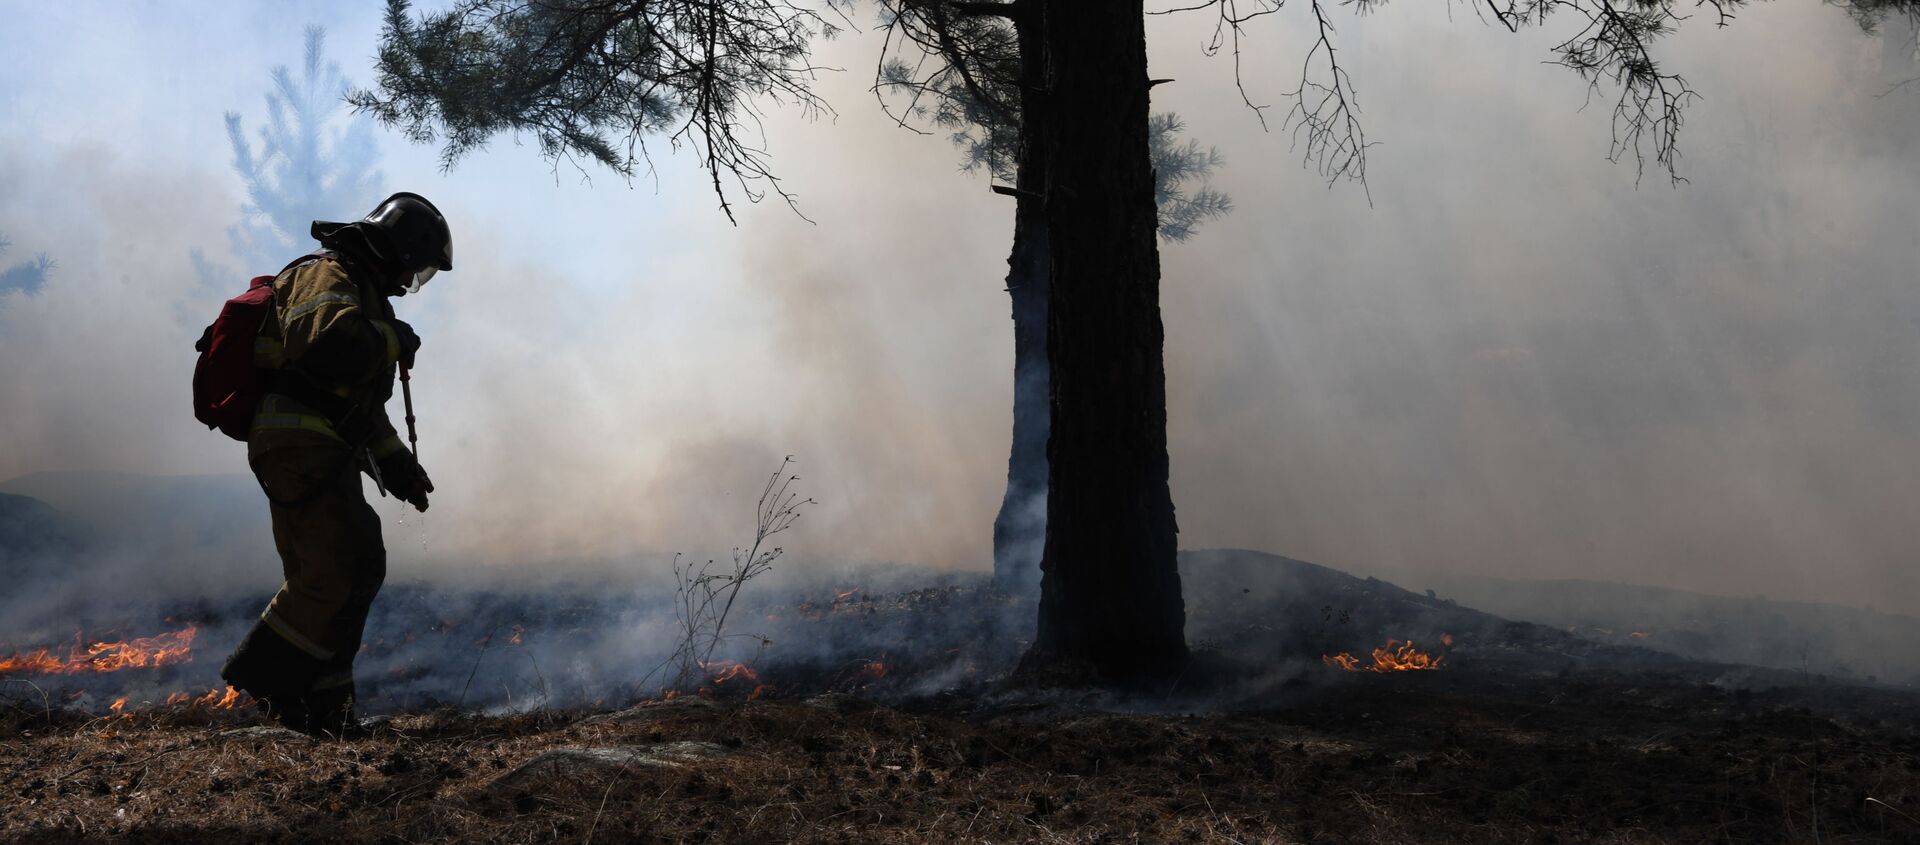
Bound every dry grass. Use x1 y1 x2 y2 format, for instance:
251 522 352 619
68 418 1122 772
5 672 1920 844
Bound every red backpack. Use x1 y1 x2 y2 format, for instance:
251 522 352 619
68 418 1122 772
192 254 328 441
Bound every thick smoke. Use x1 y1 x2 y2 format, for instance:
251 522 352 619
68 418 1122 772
2 0 1919 676
1148 5 1920 616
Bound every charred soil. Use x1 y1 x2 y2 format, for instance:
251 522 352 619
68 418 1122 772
5 668 1920 844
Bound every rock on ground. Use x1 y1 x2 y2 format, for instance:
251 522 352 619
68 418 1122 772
485 741 731 796
217 725 311 742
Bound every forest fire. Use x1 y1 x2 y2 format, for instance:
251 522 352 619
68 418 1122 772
0 623 199 676
1322 638 1446 673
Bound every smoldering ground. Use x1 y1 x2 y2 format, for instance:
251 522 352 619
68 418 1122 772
3 0 1920 706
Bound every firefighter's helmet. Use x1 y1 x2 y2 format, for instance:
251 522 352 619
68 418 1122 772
361 192 452 292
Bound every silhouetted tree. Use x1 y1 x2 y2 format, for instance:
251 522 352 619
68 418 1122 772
879 16 1229 596
0 234 54 299
198 25 382 286
350 0 844 221
355 0 1919 683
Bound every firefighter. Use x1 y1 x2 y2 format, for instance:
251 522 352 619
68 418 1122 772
220 192 451 737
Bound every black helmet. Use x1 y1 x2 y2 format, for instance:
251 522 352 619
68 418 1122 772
361 192 452 291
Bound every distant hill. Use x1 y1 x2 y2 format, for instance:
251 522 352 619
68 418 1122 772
0 492 75 582
1409 572 1920 686
1178 548 1703 678
0 472 278 637
0 471 267 557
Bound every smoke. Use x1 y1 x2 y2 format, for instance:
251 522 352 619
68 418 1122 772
1145 3 1920 616
1 0 1919 646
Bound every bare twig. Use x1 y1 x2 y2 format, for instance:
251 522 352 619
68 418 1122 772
1869 797 1920 828
583 759 635 845
643 456 812 695
457 629 496 709
1 679 54 724
1150 0 1765 186
56 739 207 783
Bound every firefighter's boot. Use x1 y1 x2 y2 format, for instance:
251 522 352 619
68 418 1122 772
304 680 359 738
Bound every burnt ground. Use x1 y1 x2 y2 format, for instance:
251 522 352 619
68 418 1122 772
7 549 1920 843
5 668 1920 845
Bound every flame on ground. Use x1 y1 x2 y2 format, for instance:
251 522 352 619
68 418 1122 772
1322 638 1447 673
699 659 759 685
86 686 251 715
158 687 248 710
194 686 248 709
0 624 199 676
698 656 771 695
696 660 771 699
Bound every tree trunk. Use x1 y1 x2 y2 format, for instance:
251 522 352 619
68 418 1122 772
1022 0 1188 681
991 10 1053 598
991 204 1049 596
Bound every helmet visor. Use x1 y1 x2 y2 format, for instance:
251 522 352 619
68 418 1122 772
407 265 437 294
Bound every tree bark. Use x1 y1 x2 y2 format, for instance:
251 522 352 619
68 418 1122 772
991 8 1053 598
1022 0 1188 681
991 204 1049 596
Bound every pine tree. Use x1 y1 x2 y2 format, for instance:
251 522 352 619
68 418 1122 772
199 25 382 285
0 234 55 299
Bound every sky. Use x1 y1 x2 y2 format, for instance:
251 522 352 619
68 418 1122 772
1 1 1917 614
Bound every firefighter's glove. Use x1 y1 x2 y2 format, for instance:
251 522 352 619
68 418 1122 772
388 319 422 369
378 452 434 512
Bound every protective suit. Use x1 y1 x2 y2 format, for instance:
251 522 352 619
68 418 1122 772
222 194 447 737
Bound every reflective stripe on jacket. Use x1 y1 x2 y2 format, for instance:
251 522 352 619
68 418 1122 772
251 257 406 453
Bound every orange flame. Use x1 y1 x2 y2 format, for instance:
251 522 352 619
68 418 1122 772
0 624 199 676
1322 638 1446 672
698 659 760 685
1322 652 1363 671
89 688 245 716
509 625 525 646
189 686 246 709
